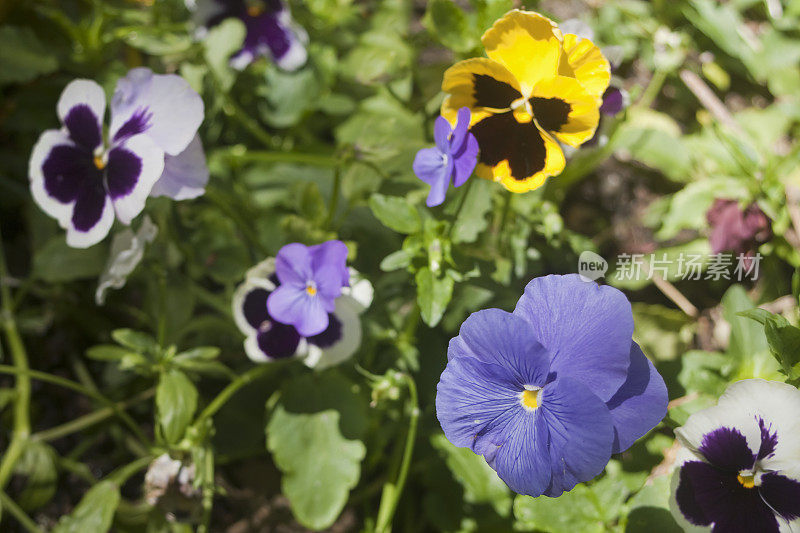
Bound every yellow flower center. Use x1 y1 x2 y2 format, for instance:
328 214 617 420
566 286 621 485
305 283 317 296
93 155 105 170
520 388 540 411
247 4 264 17
737 473 756 489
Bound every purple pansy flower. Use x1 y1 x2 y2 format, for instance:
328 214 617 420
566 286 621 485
707 198 772 258
671 379 800 532
29 69 207 248
191 0 307 71
232 258 372 369
413 107 479 207
266 241 350 337
436 274 668 497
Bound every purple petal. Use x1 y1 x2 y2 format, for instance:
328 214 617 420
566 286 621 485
451 133 478 188
436 355 524 455
698 426 756 472
449 107 472 153
675 461 779 531
760 472 800 522
274 242 313 287
267 284 329 336
513 274 634 402
539 376 615 497
448 309 551 387
242 287 271 329
426 170 450 208
242 8 307 71
66 184 115 248
433 116 452 153
600 87 625 116
106 134 164 225
309 240 349 298
150 135 209 200
413 147 447 184
492 410 552 497
306 313 342 348
605 342 668 453
30 130 84 230
41 144 96 204
64 104 103 150
110 68 204 156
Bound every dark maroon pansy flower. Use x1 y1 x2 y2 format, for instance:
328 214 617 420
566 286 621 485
706 199 772 256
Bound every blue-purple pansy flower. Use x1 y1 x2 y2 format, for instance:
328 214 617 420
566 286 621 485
265 240 350 338
435 274 668 497
413 107 479 207
671 379 800 533
29 69 207 248
190 0 307 71
232 258 372 369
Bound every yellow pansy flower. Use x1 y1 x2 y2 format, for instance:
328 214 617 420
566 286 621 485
441 10 610 193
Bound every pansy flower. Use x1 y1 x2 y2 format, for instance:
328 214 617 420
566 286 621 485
232 258 372 369
436 274 667 497
413 107 479 207
441 10 609 193
29 69 206 248
267 240 350 337
191 0 307 71
671 379 800 532
707 199 772 258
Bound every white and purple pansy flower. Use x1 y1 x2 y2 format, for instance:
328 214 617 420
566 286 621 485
232 258 372 369
436 274 668 497
29 68 207 248
671 379 800 533
191 0 307 71
413 107 479 207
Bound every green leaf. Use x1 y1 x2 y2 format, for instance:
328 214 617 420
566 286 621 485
203 19 246 90
53 481 120 533
369 194 421 234
111 329 157 354
32 238 107 283
266 408 365 530
678 350 730 396
416 267 454 327
156 369 198 445
764 317 800 374
430 434 511 515
173 347 221 362
13 441 57 511
85 344 136 362
423 0 475 53
722 285 768 359
380 249 412 272
449 179 493 244
0 26 58 84
514 485 605 533
738 308 782 327
626 475 682 533
123 28 193 55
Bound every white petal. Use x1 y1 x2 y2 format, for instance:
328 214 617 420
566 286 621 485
232 277 275 336
303 295 363 370
65 195 115 249
341 268 373 312
675 403 762 459
245 258 278 282
95 216 158 305
110 68 204 155
150 135 209 200
57 79 106 126
29 129 76 228
109 134 165 225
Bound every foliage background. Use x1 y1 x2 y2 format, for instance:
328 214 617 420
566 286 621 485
1 0 800 531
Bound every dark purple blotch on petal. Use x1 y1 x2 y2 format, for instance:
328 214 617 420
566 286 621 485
698 426 755 472
676 461 780 532
756 417 778 461
71 180 107 232
42 144 98 204
242 287 270 329
113 107 153 142
64 105 102 150
307 313 342 348
256 323 300 359
105 146 143 199
760 472 800 522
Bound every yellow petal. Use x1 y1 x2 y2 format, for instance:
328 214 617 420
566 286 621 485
562 33 611 102
531 75 600 148
481 10 566 96
441 58 522 124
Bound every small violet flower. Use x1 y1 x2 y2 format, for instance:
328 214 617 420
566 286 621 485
707 198 772 257
436 274 668 497
671 379 800 532
232 257 372 369
192 0 307 71
266 241 350 337
29 68 207 248
413 107 478 207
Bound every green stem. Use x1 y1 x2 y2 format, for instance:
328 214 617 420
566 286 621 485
0 490 45 533
218 148 339 168
32 387 155 442
195 364 274 425
637 69 668 109
0 224 31 491
326 165 342 229
448 177 475 238
374 374 420 533
0 365 151 449
107 456 153 486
